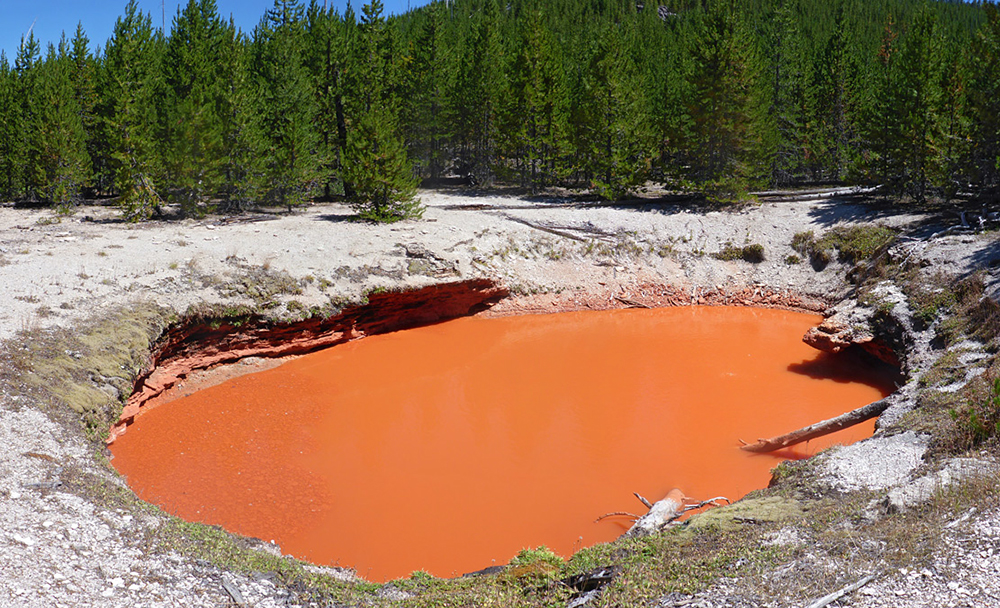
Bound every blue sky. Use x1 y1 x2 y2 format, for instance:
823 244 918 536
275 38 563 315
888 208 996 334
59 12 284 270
1 0 430 60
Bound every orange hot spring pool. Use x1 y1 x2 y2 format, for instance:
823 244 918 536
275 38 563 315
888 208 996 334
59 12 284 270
109 306 898 581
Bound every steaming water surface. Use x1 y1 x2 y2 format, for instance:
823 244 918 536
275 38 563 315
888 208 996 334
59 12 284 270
110 306 896 580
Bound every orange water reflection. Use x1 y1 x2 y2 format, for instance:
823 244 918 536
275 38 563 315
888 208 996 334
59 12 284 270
110 307 896 580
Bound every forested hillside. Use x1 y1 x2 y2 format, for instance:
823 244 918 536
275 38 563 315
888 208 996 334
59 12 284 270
0 0 997 221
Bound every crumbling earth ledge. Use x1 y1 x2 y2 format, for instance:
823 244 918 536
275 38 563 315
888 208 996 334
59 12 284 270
110 277 830 444
109 278 507 442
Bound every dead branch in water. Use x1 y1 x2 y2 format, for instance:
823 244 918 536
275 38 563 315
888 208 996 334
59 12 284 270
633 492 653 509
594 511 641 523
740 398 890 453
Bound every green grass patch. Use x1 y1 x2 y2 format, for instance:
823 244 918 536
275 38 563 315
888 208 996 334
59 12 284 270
919 350 965 387
713 242 765 263
793 225 897 270
932 274 1000 347
0 302 173 439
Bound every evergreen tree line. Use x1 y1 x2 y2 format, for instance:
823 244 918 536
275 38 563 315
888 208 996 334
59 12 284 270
1 0 998 222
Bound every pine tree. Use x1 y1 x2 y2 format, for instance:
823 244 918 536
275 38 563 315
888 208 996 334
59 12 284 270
12 34 41 201
860 13 902 190
767 0 810 185
806 3 860 182
449 0 507 187
161 0 229 216
506 9 569 191
30 40 91 208
968 3 1000 196
103 0 164 221
574 22 651 199
400 2 453 182
218 24 268 212
253 0 325 209
305 1 352 198
867 5 945 202
648 15 689 189
680 3 772 199
0 53 19 200
343 0 421 222
932 35 969 200
67 24 100 197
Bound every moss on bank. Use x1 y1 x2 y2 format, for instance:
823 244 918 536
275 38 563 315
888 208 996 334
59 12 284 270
0 302 174 438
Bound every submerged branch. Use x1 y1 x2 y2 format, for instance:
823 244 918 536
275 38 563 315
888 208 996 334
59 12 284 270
595 511 640 523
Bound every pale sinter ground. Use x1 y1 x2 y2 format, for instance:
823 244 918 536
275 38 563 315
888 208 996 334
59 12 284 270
1 188 999 607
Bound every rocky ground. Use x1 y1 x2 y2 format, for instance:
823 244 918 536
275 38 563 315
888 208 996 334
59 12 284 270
1 187 999 607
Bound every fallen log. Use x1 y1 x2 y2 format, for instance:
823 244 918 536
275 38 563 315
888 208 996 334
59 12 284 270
740 397 890 453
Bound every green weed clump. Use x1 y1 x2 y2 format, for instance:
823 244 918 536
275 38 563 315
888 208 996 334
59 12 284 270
948 375 1000 451
822 225 898 263
909 274 958 326
505 547 564 583
934 274 1000 346
0 303 172 439
792 225 897 269
713 242 765 263
220 262 304 308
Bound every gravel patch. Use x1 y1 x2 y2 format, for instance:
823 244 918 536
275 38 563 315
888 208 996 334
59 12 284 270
820 431 930 493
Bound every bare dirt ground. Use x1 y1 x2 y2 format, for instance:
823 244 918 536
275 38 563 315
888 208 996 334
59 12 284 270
2 188 999 607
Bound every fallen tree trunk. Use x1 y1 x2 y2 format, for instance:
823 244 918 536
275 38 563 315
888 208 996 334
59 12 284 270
740 397 890 453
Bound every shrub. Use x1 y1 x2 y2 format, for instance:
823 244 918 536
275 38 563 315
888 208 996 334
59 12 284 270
820 225 898 263
792 225 897 270
713 242 765 264
949 375 1000 450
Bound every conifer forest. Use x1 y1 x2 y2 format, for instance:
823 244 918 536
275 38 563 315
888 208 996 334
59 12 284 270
1 0 998 222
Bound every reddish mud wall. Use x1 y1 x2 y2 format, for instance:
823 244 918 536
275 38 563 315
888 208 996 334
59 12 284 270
109 279 508 442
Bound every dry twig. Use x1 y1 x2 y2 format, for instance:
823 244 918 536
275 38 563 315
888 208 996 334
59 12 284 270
804 573 878 608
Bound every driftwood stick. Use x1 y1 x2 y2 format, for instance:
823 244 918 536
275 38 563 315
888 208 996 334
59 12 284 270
740 398 890 453
615 296 651 309
633 492 653 509
496 213 588 242
804 573 878 608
